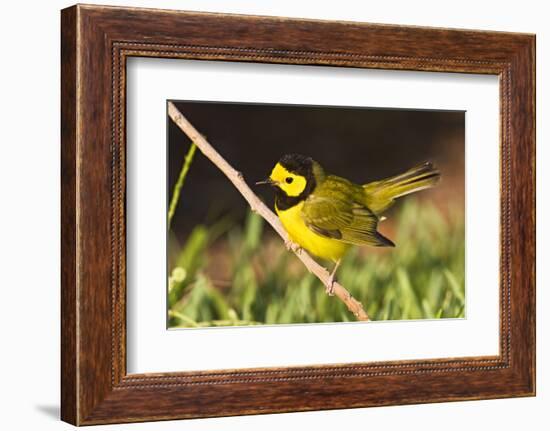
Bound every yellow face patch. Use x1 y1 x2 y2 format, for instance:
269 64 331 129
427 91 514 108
270 163 307 197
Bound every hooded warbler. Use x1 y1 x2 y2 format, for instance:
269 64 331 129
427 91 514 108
257 154 440 291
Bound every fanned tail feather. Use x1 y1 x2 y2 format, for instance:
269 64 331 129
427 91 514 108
363 162 441 215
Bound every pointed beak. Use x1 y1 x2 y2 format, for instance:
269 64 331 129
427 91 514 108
255 178 276 186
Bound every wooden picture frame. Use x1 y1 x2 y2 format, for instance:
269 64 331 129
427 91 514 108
61 4 535 425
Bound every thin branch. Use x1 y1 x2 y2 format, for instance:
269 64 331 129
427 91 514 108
168 142 197 228
168 102 369 321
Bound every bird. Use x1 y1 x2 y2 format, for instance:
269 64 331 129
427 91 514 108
256 153 440 294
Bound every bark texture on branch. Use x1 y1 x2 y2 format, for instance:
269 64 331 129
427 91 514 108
168 102 369 321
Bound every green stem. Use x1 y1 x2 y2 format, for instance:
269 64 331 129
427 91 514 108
168 310 199 327
168 142 197 229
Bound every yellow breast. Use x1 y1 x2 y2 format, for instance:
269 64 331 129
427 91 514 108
276 202 350 262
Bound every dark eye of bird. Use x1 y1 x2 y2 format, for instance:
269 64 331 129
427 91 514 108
285 177 294 184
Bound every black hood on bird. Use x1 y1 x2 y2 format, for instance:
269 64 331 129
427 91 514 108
274 154 320 211
278 153 314 177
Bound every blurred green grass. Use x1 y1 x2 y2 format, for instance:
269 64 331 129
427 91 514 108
168 199 465 328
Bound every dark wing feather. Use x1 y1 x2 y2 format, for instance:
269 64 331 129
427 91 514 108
302 192 394 247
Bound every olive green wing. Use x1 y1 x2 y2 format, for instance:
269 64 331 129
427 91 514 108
302 191 395 248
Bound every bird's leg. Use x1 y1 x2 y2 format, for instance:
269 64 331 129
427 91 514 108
284 237 302 254
326 259 342 296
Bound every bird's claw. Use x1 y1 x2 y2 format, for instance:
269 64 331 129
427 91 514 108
284 239 301 254
326 274 336 296
325 259 341 296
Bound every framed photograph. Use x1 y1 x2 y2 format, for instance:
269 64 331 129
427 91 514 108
61 4 535 425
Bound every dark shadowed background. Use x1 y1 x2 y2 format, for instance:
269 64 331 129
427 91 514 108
168 100 464 242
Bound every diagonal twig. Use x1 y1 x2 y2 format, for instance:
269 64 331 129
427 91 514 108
168 102 369 321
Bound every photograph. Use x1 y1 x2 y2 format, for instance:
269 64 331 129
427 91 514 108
167 101 465 328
